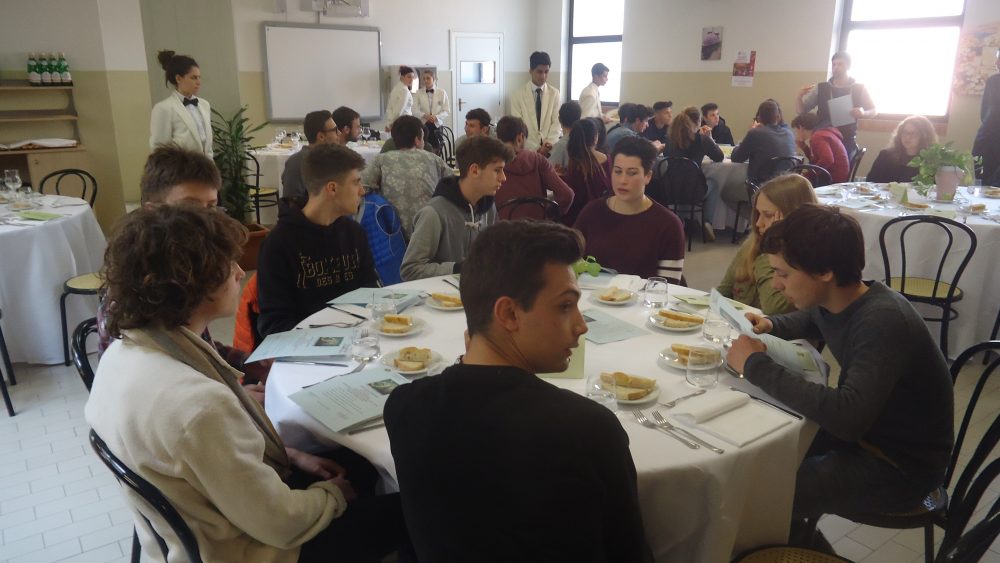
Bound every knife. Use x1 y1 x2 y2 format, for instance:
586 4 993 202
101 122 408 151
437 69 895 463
728 387 804 420
326 304 368 320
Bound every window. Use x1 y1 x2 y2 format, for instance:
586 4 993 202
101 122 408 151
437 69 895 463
840 0 965 117
568 0 624 105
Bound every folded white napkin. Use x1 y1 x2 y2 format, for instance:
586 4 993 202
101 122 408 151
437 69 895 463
672 390 794 447
610 274 644 291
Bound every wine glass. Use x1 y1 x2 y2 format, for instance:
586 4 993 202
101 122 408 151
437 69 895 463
360 126 371 145
4 170 22 195
0 169 13 200
273 128 287 145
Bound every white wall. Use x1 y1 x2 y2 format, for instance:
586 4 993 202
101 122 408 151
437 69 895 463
97 0 148 71
0 0 108 71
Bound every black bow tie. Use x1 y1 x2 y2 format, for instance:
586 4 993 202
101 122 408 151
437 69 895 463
426 89 434 94
183 97 199 107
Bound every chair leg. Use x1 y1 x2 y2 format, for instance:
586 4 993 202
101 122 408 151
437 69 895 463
130 527 141 563
0 321 15 386
0 364 13 416
939 304 951 361
922 523 934 563
732 201 744 244
60 291 71 366
254 196 262 224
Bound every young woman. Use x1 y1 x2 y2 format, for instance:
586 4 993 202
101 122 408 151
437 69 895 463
716 174 817 314
866 115 938 183
150 50 213 156
561 118 611 226
573 136 685 282
86 205 407 562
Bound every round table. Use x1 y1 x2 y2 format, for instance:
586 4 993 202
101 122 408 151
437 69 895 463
345 141 382 164
249 145 302 197
819 183 1000 357
266 276 815 562
703 158 749 230
0 196 106 364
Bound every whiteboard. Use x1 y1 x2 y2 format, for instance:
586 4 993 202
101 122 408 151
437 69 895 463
262 23 382 122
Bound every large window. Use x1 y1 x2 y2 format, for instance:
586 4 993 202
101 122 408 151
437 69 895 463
568 0 624 105
840 0 965 117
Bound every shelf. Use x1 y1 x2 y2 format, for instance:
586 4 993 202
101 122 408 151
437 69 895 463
0 80 73 91
0 110 78 123
0 145 84 156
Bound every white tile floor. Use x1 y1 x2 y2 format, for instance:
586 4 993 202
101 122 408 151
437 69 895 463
1 233 997 562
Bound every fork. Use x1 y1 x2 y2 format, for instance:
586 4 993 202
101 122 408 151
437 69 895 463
632 410 699 449
307 321 362 328
659 389 706 408
301 359 370 389
651 411 724 454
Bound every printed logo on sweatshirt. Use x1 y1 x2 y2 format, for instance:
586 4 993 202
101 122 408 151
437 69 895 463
296 249 361 289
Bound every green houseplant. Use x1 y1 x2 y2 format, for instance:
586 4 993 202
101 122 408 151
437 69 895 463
907 142 978 200
212 106 269 269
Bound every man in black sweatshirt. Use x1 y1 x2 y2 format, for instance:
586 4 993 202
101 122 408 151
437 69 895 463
257 143 379 337
727 205 953 535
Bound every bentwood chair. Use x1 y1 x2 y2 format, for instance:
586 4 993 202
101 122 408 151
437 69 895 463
39 168 98 206
656 157 710 250
788 163 833 188
439 125 457 168
60 274 102 365
767 156 804 180
878 215 977 359
848 147 868 182
732 180 761 244
90 430 203 563
0 308 16 417
496 197 561 221
71 317 98 392
245 152 280 224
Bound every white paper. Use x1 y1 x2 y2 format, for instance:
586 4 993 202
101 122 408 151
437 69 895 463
580 308 648 344
246 327 351 363
827 95 855 128
289 366 410 433
328 287 423 312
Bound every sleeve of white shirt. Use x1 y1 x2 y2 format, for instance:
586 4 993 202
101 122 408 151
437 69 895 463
386 85 405 120
579 85 600 118
436 90 450 122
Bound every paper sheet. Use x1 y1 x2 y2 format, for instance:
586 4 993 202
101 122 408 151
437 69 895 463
246 327 351 363
827 94 856 128
289 366 410 433
328 287 423 312
580 308 648 344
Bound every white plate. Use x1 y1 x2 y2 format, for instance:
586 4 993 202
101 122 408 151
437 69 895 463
377 317 427 337
425 294 464 311
617 387 660 405
591 291 637 306
814 186 840 196
983 192 1000 199
658 348 724 371
379 349 443 375
648 316 702 332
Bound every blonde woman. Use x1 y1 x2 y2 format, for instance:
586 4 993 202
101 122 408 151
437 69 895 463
866 115 938 183
716 174 817 314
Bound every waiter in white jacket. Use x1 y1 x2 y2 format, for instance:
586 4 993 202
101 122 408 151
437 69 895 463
579 62 611 123
413 69 450 152
510 51 561 155
150 50 213 157
384 65 415 131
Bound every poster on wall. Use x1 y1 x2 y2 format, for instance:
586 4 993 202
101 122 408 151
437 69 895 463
732 50 756 87
953 22 1000 96
702 27 723 60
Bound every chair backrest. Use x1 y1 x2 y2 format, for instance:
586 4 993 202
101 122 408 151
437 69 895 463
439 126 456 167
39 168 98 206
496 196 561 221
89 430 203 563
849 146 868 182
71 317 98 392
768 155 804 179
787 163 833 188
878 215 977 305
357 193 407 285
944 341 1000 487
245 151 262 189
660 157 709 207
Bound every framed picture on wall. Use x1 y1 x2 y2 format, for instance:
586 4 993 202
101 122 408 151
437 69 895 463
702 27 723 61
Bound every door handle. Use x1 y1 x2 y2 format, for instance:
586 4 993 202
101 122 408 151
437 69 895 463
458 98 465 111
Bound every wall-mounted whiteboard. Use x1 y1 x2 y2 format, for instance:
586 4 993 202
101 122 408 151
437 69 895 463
262 23 382 122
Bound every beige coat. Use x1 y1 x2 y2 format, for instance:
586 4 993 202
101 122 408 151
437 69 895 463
150 91 213 157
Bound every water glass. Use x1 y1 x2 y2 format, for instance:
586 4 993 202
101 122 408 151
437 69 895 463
350 321 380 362
360 126 371 145
702 316 732 346
642 276 669 308
685 345 722 389
4 169 21 193
585 372 617 412
371 299 396 322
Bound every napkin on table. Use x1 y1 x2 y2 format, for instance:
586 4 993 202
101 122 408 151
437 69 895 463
671 390 794 447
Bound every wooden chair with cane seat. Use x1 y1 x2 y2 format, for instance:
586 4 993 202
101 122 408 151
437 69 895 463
39 168 98 206
245 152 280 224
732 180 761 244
439 125 457 168
767 156 804 179
60 273 101 366
848 147 867 182
496 197 560 221
732 545 854 562
787 164 833 188
71 317 98 392
655 157 711 250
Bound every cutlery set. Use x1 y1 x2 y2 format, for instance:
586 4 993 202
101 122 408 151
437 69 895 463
632 409 725 454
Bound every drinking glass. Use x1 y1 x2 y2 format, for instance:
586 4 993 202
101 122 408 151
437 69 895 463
4 169 22 193
685 345 722 389
642 276 669 308
371 299 396 323
702 313 732 345
585 372 617 412
350 321 380 362
360 126 371 145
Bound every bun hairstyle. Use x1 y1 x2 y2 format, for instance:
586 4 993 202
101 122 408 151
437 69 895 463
157 50 199 87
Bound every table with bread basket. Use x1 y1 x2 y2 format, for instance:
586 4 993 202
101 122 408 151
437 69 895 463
266 275 817 562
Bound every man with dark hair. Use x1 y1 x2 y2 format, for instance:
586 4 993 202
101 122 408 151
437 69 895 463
731 100 797 183
727 205 953 545
973 47 1000 185
494 115 573 219
331 106 361 146
579 62 611 122
281 109 340 203
511 51 561 154
795 51 876 160
456 108 492 148
790 112 849 183
385 220 651 562
385 65 416 128
361 115 451 236
642 101 672 147
700 102 734 145
608 103 661 153
548 101 582 169
400 136 513 280
257 144 379 337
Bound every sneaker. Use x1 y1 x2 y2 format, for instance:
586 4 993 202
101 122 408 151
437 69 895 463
703 221 716 242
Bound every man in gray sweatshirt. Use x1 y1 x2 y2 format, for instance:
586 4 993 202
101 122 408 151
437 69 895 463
400 136 514 280
727 205 953 538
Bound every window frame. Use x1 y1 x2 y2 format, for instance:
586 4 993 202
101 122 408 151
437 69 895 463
839 0 966 122
567 0 624 108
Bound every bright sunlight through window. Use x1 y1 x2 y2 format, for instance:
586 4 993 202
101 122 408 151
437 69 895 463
569 0 625 104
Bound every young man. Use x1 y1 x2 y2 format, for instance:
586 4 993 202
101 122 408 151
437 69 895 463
456 108 492 148
579 62 611 122
795 52 876 159
331 106 361 146
642 101 673 147
700 102 734 145
257 144 379 337
384 65 415 129
399 136 513 281
412 69 450 152
495 115 574 220
608 103 661 153
361 115 451 236
281 110 340 203
510 51 561 154
727 205 953 537
385 220 651 562
790 112 850 183
547 101 582 170
731 100 797 183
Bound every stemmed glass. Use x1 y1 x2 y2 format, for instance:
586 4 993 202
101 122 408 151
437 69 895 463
360 126 371 145
273 128 288 145
4 170 22 202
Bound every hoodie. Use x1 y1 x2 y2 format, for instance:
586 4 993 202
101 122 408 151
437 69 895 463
495 148 574 220
804 127 850 183
400 175 496 281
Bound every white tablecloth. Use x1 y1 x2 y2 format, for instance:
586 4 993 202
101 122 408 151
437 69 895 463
266 276 815 562
704 159 749 231
820 184 1000 357
0 197 106 364
346 142 382 164
250 146 302 197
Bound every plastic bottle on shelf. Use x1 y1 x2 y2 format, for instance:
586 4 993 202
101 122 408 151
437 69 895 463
58 53 72 86
50 53 63 85
40 53 52 86
28 53 41 86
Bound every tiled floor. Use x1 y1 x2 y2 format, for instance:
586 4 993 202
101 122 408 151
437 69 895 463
1 232 997 562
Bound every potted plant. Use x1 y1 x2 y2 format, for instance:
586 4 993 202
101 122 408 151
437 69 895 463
908 142 978 201
212 106 268 270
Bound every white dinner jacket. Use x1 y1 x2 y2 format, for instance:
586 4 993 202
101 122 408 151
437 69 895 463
579 82 602 118
412 87 451 128
385 82 414 124
510 81 561 150
149 91 213 157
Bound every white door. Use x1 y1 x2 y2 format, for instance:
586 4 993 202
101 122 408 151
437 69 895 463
450 32 503 134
